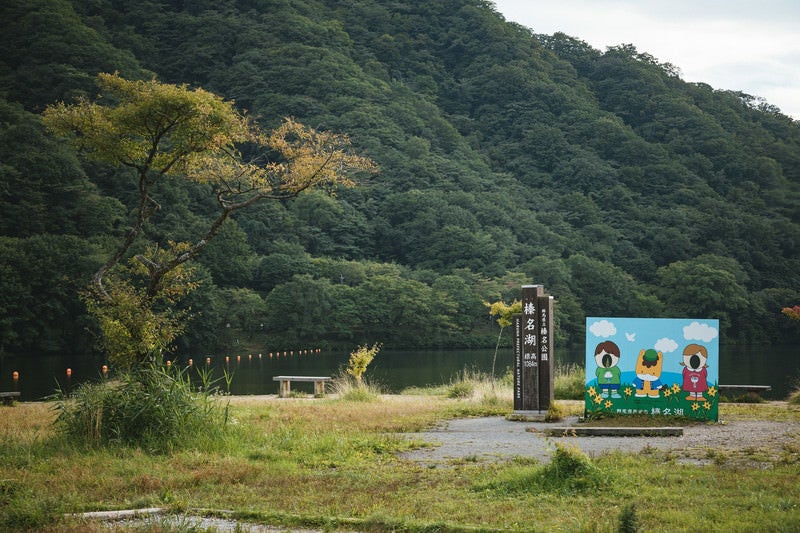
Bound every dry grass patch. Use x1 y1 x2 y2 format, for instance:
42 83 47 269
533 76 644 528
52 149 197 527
228 394 445 433
720 401 800 422
0 402 56 442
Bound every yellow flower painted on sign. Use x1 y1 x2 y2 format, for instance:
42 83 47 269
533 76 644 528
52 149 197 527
672 383 681 394
707 386 717 397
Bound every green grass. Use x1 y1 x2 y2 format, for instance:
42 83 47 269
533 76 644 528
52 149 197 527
1 381 799 531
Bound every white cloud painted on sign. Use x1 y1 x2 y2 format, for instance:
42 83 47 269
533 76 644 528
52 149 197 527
654 337 679 353
589 319 616 337
683 321 719 342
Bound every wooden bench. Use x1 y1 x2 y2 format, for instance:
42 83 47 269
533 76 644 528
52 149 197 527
272 376 331 398
718 385 771 398
0 392 20 406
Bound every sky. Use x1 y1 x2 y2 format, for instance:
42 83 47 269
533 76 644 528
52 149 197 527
492 0 800 119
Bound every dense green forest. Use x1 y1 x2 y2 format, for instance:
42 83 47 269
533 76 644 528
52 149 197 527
2 0 799 359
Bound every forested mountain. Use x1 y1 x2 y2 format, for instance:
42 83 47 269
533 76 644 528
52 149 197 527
2 0 799 358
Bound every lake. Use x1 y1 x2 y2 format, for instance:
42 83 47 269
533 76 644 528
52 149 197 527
1 345 797 401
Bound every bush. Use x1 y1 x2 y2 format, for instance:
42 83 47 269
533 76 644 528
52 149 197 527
477 443 609 496
545 401 566 422
447 380 475 399
346 343 381 385
52 365 231 452
536 443 606 494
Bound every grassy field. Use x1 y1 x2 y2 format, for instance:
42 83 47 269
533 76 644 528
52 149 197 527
1 376 799 532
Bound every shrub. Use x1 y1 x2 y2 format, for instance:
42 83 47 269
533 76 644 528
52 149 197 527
537 443 606 494
447 380 475 399
346 343 382 385
477 443 609 496
52 365 230 452
545 401 566 422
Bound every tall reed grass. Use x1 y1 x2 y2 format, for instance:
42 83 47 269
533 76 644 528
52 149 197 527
329 370 383 402
52 364 233 453
554 362 585 400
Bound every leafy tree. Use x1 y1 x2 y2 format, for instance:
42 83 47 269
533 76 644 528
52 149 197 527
262 275 336 345
82 243 199 368
346 342 382 385
196 220 259 288
1 0 140 110
656 255 750 337
0 99 126 238
0 234 100 354
217 287 268 341
486 299 522 388
782 306 800 321
253 241 313 293
42 73 375 367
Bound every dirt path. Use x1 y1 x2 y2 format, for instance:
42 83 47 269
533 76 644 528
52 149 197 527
400 415 800 466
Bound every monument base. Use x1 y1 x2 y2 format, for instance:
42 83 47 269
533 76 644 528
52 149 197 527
507 410 548 422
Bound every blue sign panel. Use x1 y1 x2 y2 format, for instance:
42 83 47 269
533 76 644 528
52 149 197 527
585 317 720 421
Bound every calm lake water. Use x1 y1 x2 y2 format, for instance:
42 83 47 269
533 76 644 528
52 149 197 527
1 345 797 401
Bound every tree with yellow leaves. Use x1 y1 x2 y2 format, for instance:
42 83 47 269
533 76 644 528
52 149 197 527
43 73 376 368
782 306 800 321
486 299 522 389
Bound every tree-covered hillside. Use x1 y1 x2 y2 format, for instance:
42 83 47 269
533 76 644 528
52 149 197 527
2 0 799 358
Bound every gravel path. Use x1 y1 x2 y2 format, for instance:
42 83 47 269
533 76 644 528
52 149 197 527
400 415 800 466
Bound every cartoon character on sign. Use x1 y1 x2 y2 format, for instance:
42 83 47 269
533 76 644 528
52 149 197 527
593 341 621 398
681 343 709 401
633 348 663 398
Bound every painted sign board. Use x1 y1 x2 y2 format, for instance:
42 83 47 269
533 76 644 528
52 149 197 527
585 317 720 421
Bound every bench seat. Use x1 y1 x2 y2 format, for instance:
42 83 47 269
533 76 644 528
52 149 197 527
718 385 771 397
0 391 21 405
272 376 331 398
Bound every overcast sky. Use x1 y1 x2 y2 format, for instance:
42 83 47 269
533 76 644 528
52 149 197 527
492 0 800 119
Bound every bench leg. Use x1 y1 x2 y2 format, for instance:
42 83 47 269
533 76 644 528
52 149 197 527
314 381 326 397
279 380 291 398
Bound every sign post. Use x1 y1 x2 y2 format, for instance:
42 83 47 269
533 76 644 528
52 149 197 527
511 285 554 420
